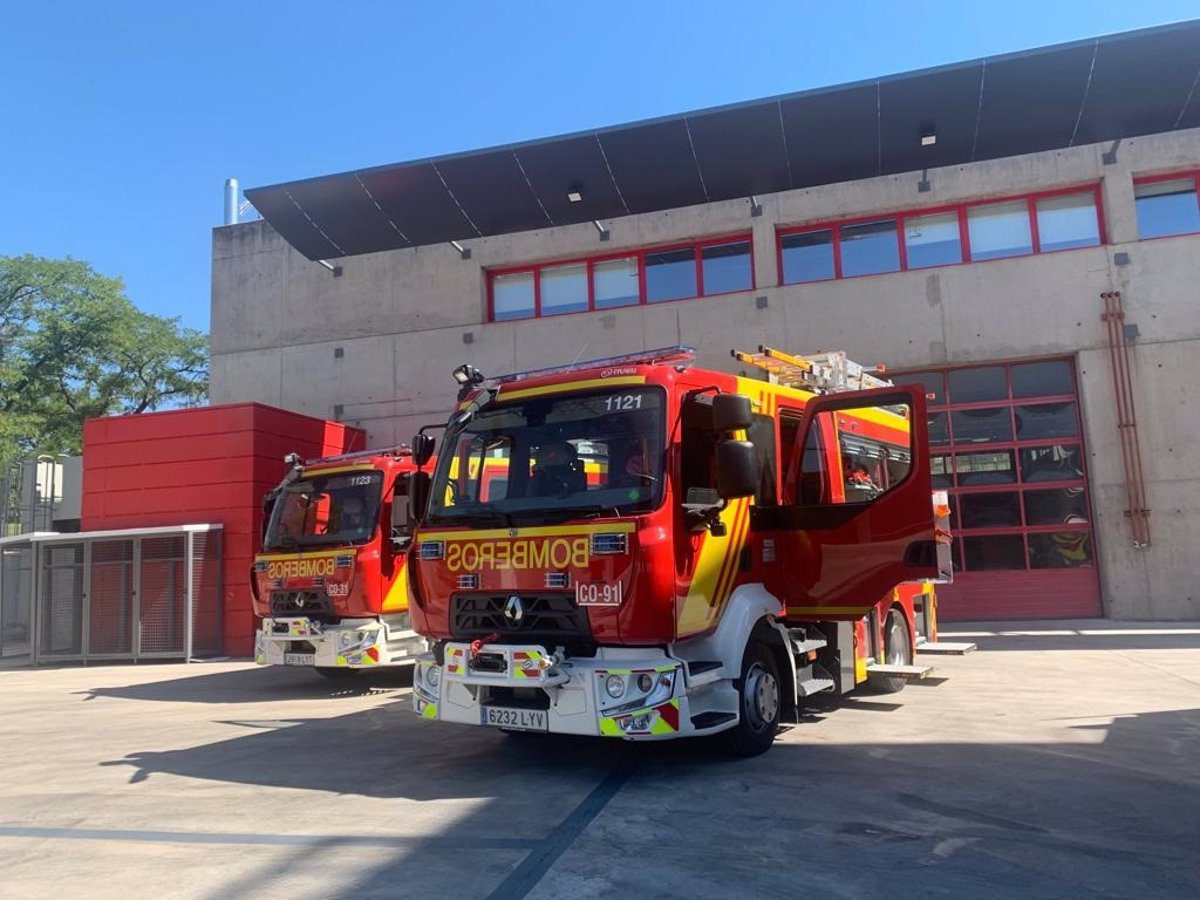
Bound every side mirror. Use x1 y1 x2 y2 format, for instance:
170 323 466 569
716 439 758 499
412 433 436 467
390 485 412 548
407 471 431 525
713 393 753 432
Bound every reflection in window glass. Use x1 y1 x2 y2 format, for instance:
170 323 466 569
1015 403 1078 439
781 230 835 283
968 200 1032 261
963 535 1026 570
1029 532 1092 568
1134 178 1200 239
928 412 949 446
840 220 900 276
539 263 587 315
1020 444 1084 482
949 367 1007 403
893 371 946 405
951 407 1012 443
645 248 697 303
955 451 1016 485
931 455 953 488
905 212 962 269
1025 487 1089 525
492 272 535 321
1036 193 1100 251
960 492 1021 528
701 241 752 294
593 257 639 309
1012 360 1073 398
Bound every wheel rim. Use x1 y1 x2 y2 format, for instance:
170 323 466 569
743 663 779 731
885 614 909 666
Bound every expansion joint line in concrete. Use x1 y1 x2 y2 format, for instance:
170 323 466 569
487 757 638 900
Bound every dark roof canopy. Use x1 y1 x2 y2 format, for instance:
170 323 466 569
245 21 1200 260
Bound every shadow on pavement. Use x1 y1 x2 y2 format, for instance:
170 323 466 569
77 664 414 704
94 669 1200 899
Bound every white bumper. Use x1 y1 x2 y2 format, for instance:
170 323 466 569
255 616 422 669
412 642 700 740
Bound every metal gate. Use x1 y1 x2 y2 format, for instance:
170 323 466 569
0 525 222 665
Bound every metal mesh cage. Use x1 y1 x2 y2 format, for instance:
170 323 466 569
88 540 134 656
40 543 84 658
1 540 34 660
7 525 224 665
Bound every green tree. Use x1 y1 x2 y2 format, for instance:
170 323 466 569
0 254 208 465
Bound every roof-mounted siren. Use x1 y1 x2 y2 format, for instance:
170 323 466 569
732 346 892 393
224 178 239 226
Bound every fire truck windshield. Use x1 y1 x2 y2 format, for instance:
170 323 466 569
263 471 383 550
427 387 665 524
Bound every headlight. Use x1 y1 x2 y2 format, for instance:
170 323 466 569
605 674 626 699
426 664 441 689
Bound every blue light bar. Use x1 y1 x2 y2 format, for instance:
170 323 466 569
488 346 695 386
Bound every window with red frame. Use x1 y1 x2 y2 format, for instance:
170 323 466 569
778 186 1104 285
488 234 754 322
1134 171 1200 239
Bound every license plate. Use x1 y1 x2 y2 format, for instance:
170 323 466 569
282 652 315 666
576 580 622 607
482 706 548 731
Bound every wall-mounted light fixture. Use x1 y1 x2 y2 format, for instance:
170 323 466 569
317 259 343 276
594 220 609 241
567 187 583 203
750 196 763 217
450 240 471 260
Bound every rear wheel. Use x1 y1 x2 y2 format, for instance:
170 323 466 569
868 609 911 694
723 641 781 757
315 666 363 680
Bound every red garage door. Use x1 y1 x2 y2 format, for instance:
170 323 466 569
894 359 1101 620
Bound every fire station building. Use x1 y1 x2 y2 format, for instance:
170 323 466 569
210 22 1200 621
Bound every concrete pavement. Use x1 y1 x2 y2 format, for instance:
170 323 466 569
1 619 1198 898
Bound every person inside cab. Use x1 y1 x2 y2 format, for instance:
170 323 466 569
610 442 657 492
529 440 586 497
845 456 882 499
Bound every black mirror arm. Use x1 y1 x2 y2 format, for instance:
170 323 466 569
682 500 728 536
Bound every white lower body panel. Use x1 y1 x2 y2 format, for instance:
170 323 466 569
255 615 422 669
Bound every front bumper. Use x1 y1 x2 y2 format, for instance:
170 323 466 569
412 642 695 740
255 616 422 668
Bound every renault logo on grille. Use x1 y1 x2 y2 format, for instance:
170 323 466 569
504 595 525 625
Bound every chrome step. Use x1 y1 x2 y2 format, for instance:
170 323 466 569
787 629 828 655
797 677 836 698
916 641 977 655
866 663 933 680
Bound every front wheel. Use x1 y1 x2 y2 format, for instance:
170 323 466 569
723 641 781 757
868 609 911 694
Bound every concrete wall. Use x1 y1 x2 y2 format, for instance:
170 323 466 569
211 128 1200 619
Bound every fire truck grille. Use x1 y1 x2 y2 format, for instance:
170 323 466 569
270 590 334 620
450 593 591 644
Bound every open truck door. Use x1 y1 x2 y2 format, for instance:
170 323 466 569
755 385 939 620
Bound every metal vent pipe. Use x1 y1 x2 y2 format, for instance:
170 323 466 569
223 178 239 225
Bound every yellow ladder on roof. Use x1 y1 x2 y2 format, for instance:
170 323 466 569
731 345 892 393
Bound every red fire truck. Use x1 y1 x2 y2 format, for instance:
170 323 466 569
251 446 424 676
405 347 968 755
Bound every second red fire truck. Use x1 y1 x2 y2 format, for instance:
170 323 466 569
404 346 967 755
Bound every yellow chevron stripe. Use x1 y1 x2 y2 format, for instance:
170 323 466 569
787 605 876 616
301 464 378 477
381 567 409 612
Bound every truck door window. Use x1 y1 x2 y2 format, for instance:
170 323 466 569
793 403 914 505
746 413 777 505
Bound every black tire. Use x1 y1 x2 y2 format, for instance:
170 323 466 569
723 640 782 758
867 609 911 694
314 666 363 680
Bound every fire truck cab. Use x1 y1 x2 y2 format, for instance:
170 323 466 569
251 446 424 676
406 347 965 755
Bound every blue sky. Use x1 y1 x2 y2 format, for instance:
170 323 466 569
2 1 1196 332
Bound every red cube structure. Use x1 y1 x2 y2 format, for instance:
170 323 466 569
82 403 364 656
